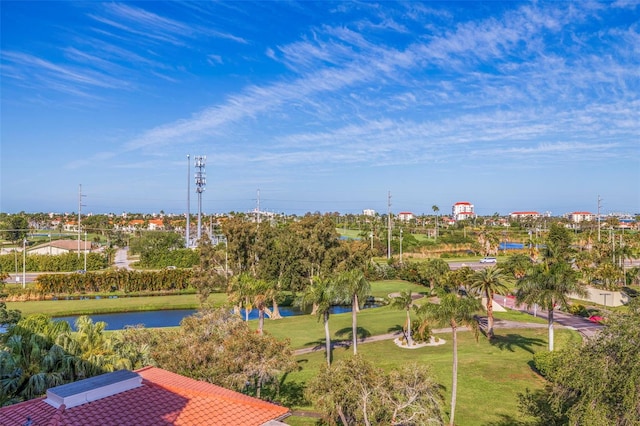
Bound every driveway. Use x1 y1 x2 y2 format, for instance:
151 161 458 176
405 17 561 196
115 247 133 270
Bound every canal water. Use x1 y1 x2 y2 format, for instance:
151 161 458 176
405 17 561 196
55 304 371 331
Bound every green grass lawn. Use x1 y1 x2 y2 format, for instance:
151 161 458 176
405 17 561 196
5 294 208 317
285 327 581 426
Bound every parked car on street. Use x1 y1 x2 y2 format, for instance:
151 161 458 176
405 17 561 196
479 257 497 263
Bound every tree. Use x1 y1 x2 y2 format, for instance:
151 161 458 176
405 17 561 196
390 289 414 346
248 278 274 335
298 276 339 366
190 237 228 306
0 215 28 244
519 298 640 425
227 273 254 321
417 292 481 426
516 260 585 351
306 355 444 426
417 259 451 291
336 269 371 355
432 205 439 242
502 253 533 279
140 309 297 399
469 266 509 339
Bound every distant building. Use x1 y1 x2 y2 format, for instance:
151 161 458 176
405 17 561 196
28 239 92 255
148 219 164 230
568 212 595 222
452 201 475 221
398 212 415 221
510 211 541 219
363 209 376 216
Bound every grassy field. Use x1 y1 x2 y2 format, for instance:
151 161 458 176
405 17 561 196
285 327 581 426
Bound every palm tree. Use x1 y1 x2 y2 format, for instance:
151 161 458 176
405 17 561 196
336 269 371 355
390 290 414 346
249 278 274 335
516 260 586 351
432 205 439 242
469 266 509 339
227 273 254 321
298 276 338 366
417 292 481 426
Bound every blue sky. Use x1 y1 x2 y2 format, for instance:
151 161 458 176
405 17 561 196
1 1 639 217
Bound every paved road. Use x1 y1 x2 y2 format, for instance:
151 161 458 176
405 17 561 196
115 247 133 270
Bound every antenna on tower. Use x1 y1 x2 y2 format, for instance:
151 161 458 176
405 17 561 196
194 156 206 242
186 155 191 248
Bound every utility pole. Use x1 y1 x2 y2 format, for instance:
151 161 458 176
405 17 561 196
84 231 87 271
597 195 602 242
399 228 403 264
22 238 26 289
78 184 86 258
186 154 190 248
387 191 392 259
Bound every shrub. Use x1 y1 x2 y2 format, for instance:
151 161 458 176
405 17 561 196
532 351 562 379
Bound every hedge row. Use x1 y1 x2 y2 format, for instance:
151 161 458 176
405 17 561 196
35 268 193 294
0 253 107 273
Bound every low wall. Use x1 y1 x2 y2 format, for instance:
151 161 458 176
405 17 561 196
571 286 629 307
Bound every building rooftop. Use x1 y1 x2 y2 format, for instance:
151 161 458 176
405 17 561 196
0 367 290 426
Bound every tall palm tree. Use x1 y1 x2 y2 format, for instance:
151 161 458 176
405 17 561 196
516 260 586 351
336 269 371 355
298 276 338 366
390 290 414 346
417 292 481 426
432 205 439 242
469 266 509 339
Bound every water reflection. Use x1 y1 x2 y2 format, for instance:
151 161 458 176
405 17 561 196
54 304 376 331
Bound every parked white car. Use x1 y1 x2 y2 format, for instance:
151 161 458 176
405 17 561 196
479 257 497 263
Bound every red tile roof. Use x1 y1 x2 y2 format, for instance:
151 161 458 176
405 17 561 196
0 367 290 426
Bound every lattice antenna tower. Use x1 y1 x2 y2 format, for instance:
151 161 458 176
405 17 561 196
194 156 206 241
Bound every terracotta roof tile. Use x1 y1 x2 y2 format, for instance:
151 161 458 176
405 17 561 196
0 367 290 426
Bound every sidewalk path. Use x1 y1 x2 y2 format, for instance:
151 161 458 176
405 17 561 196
293 319 548 356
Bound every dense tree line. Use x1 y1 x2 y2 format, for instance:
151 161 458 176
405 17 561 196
0 252 107 273
35 269 192 294
129 231 199 268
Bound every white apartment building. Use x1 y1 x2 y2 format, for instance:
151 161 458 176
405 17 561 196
568 212 595 222
452 201 475 221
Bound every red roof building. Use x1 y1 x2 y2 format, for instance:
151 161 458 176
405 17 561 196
0 367 290 426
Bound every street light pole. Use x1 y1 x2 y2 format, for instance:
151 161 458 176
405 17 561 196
84 231 88 271
22 239 26 289
399 228 403 264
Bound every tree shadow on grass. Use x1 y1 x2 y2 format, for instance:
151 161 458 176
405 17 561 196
490 333 545 354
387 324 404 333
335 326 372 342
483 413 530 426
